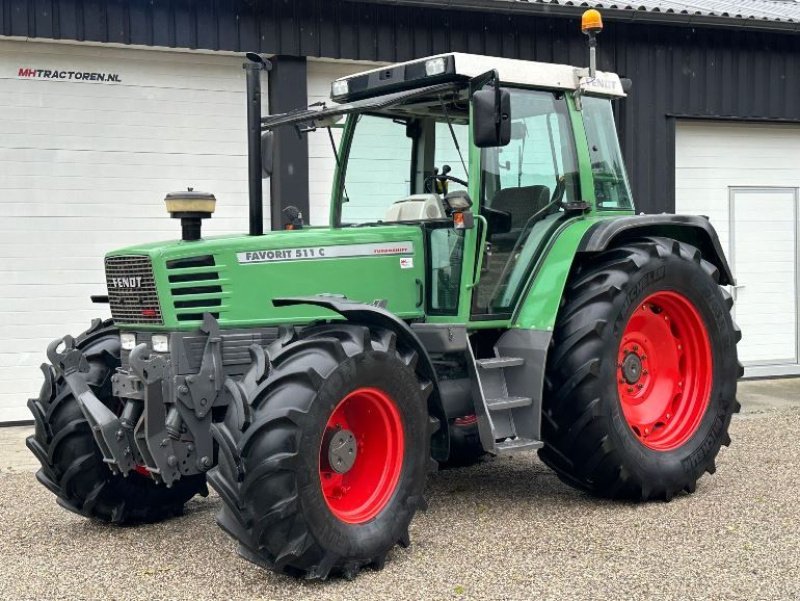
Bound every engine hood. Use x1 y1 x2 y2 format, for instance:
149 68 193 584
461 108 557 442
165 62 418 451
105 226 426 330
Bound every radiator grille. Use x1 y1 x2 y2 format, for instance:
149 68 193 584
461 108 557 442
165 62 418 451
166 255 223 322
105 255 163 325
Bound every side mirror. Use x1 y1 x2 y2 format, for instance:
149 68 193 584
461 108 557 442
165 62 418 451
261 131 274 178
472 86 511 148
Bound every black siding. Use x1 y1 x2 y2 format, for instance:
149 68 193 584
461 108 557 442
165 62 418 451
2 0 799 213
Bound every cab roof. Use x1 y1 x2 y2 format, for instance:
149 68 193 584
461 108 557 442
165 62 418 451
330 52 627 102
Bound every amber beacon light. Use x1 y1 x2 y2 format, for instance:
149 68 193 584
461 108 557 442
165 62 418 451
581 9 603 35
580 9 603 79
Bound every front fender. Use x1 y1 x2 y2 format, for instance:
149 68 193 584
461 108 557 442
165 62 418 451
272 296 449 462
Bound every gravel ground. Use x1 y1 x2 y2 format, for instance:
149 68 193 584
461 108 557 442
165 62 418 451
1 405 799 601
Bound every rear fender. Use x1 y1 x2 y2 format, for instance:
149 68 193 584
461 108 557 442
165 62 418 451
273 296 448 461
577 215 735 285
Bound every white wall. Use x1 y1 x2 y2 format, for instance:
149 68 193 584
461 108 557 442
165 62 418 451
0 39 263 421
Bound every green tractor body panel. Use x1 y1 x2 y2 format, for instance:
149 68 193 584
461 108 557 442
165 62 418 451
108 225 427 330
512 216 605 331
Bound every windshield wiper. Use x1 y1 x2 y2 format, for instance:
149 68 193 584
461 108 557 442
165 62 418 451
440 96 468 179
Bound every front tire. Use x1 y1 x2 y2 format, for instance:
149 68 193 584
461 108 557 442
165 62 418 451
539 238 741 501
209 323 432 580
26 319 207 523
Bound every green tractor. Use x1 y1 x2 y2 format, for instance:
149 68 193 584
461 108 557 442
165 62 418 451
27 11 740 580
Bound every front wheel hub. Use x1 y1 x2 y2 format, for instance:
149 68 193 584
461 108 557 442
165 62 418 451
319 387 405 524
326 428 357 474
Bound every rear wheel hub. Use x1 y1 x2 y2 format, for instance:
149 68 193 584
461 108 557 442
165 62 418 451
621 352 643 384
617 291 713 451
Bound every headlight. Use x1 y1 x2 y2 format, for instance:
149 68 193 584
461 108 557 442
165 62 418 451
120 333 136 350
151 335 169 353
331 79 348 98
425 57 447 76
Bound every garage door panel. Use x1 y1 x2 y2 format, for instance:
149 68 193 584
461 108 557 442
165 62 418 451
676 121 800 374
1 162 247 182
0 104 243 131
0 175 247 193
0 133 245 155
732 188 797 365
0 148 246 168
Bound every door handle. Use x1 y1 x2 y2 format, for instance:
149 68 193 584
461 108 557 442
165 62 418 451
415 278 424 308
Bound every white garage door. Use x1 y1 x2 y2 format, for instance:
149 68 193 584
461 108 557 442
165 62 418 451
675 121 800 377
0 40 264 422
307 59 381 225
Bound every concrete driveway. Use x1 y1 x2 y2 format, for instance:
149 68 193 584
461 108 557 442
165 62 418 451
0 379 798 600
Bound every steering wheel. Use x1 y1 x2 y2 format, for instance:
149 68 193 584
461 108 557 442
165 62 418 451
424 164 468 193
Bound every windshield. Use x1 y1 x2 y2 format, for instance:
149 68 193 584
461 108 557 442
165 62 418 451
581 96 633 210
336 92 469 225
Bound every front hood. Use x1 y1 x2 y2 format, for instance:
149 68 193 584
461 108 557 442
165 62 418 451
105 226 426 330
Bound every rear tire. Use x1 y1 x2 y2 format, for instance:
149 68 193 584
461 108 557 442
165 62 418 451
539 238 741 501
26 319 207 523
209 323 433 580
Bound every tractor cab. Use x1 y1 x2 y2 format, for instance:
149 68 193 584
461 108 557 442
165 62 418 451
259 51 633 321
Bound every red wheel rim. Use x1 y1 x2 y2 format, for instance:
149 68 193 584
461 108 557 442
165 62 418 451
319 387 405 524
617 291 713 451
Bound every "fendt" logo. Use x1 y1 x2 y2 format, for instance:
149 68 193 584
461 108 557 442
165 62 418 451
110 276 142 289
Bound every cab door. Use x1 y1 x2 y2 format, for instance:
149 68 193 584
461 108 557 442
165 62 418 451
471 88 581 319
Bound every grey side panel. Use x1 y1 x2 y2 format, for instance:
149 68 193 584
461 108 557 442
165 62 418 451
495 328 551 442
411 323 468 353
578 214 735 285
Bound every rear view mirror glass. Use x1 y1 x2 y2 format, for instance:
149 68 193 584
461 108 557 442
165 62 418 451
472 87 511 148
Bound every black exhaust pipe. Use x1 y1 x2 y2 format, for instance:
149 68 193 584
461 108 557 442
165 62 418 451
244 53 272 236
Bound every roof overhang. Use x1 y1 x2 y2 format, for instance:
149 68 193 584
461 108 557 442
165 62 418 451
346 0 800 33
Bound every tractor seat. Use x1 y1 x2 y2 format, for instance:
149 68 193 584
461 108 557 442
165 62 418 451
489 185 551 251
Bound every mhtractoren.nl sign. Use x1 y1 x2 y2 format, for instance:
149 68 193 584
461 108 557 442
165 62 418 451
17 67 122 83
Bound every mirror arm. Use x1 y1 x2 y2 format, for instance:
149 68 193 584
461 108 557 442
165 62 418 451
469 69 499 96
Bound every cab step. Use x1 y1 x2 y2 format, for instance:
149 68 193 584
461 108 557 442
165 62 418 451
485 396 532 411
476 356 524 370
496 438 544 454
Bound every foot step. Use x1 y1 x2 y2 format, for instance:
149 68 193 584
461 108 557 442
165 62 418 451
495 438 543 454
486 396 532 411
476 357 524 370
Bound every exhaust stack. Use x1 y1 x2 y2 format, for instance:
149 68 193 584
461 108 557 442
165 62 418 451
244 53 272 236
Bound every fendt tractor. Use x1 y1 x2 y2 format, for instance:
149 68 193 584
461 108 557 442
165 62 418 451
28 11 740 580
